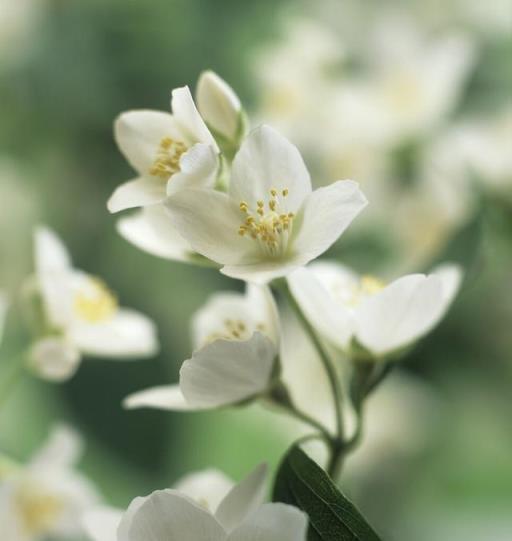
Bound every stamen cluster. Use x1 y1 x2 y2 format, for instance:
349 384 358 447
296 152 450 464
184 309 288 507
149 137 188 178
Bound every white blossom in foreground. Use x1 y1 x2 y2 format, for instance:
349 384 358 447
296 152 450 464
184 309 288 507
0 425 99 541
108 85 219 213
166 125 367 282
124 284 279 411
196 70 245 147
26 226 158 381
84 463 307 541
288 261 462 359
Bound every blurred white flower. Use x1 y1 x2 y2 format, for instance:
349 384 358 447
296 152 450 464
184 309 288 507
124 284 279 411
108 86 219 213
166 125 367 283
0 424 99 541
26 226 158 381
84 463 306 541
288 261 462 359
197 70 245 146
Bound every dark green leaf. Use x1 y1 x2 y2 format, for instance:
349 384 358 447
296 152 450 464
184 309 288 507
273 445 382 541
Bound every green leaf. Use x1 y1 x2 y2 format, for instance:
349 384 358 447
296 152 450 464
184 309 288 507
273 445 382 541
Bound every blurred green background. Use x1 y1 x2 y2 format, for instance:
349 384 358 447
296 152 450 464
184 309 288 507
0 0 511 539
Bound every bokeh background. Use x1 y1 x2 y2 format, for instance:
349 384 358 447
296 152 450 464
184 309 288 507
0 0 511 539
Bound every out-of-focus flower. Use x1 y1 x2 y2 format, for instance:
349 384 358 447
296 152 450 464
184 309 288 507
196 70 246 150
25 226 158 381
288 261 462 359
84 463 307 541
107 86 219 213
166 125 367 283
0 425 99 541
124 284 279 411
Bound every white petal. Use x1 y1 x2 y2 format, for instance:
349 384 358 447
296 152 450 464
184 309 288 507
215 463 267 533
167 143 219 196
82 507 123 541
432 263 463 305
28 337 81 382
114 110 184 176
246 284 280 346
292 180 367 264
171 86 219 151
228 503 308 541
287 265 354 350
70 308 158 358
123 385 196 411
355 272 454 356
197 70 242 140
29 424 82 469
165 188 257 265
119 490 226 541
180 333 276 409
107 177 166 213
34 226 71 273
116 205 195 262
174 469 234 514
221 260 302 284
230 125 311 212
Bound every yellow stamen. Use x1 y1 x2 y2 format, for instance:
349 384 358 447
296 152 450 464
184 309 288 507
74 278 117 323
149 137 187 179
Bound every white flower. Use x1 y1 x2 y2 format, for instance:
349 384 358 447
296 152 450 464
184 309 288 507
27 226 158 381
165 125 367 283
107 86 219 213
288 261 462 359
0 291 8 345
197 70 244 144
83 463 307 541
0 424 100 541
124 284 279 411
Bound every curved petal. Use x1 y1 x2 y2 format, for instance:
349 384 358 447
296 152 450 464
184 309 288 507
116 205 194 262
165 188 257 266
247 284 280 346
228 503 308 541
119 490 225 541
292 180 367 265
230 125 311 212
287 266 354 350
123 385 196 411
167 143 218 196
215 463 267 533
107 177 166 213
28 337 81 382
171 86 219 151
29 424 82 470
432 263 463 305
180 332 276 409
114 110 184 176
34 226 71 273
174 469 234 514
82 507 123 541
355 273 450 357
221 260 302 284
70 308 158 359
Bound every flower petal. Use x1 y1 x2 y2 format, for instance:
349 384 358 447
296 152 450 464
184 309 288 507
432 262 463 305
107 177 166 213
82 507 123 541
29 424 82 470
119 490 226 541
292 180 367 265
287 264 355 350
114 110 183 176
167 143 218 196
355 272 451 357
171 86 219 151
123 385 196 411
180 332 276 409
230 125 311 212
116 205 195 262
28 337 81 382
215 463 267 533
228 503 308 541
165 188 257 265
35 226 72 273
221 260 302 284
70 308 158 358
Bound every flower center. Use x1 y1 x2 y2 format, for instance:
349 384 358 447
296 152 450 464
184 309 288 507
347 275 385 307
74 278 118 324
204 319 266 345
16 483 63 536
238 188 295 257
149 137 188 179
